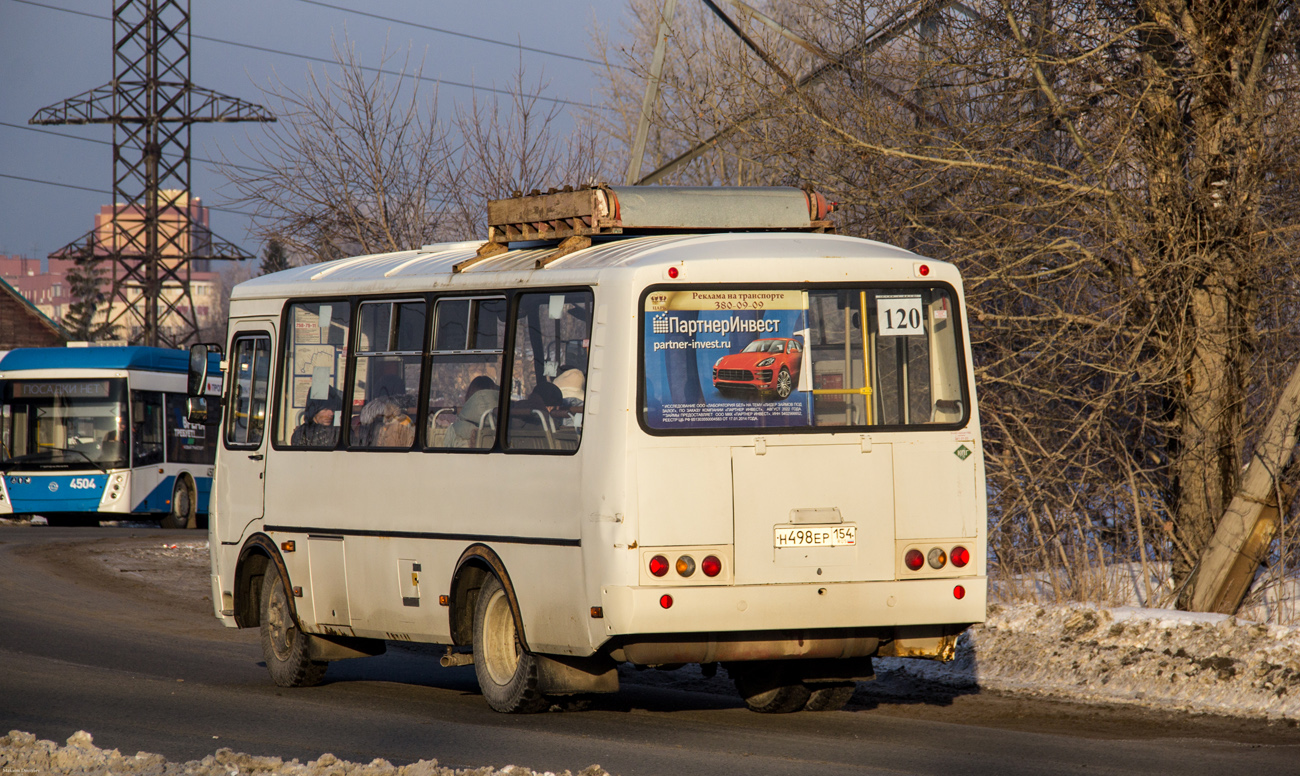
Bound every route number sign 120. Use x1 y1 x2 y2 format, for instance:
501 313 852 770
876 295 924 337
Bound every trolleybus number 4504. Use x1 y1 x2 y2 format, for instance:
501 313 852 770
773 524 857 548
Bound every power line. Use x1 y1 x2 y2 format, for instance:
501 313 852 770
288 0 616 69
10 0 605 110
0 172 260 219
0 121 274 176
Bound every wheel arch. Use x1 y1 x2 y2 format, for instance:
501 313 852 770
234 533 294 630
450 544 530 651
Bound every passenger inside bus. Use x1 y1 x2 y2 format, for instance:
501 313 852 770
449 376 499 448
509 381 567 450
292 393 341 447
366 396 415 447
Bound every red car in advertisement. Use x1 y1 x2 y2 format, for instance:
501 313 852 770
712 337 803 400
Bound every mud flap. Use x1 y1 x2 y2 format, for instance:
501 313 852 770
306 634 387 661
536 654 620 695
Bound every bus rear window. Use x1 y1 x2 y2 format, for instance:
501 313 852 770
641 286 967 432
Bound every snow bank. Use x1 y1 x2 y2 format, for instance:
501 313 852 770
879 602 1300 720
0 730 611 776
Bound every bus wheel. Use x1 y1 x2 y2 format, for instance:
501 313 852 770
804 682 857 711
774 367 793 400
160 479 194 529
729 662 811 713
259 568 327 688
473 575 547 713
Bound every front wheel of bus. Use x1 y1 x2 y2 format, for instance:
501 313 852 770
260 568 327 688
160 479 194 529
473 575 547 713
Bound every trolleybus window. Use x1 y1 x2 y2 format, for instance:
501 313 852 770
642 285 966 431
276 301 349 448
351 300 424 449
426 296 507 450
164 393 216 464
505 290 592 452
130 390 165 465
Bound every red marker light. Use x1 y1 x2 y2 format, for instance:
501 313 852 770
951 546 970 568
953 585 966 600
649 555 670 577
660 594 673 609
668 266 680 279
917 263 930 277
701 555 722 577
904 549 924 571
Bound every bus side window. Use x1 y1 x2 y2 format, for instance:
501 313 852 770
505 290 592 453
164 393 215 464
275 302 349 449
351 300 424 449
427 297 506 450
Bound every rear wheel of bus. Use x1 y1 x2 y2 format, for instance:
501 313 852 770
260 566 327 688
473 575 548 713
728 661 811 713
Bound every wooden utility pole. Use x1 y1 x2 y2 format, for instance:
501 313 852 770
1185 360 1300 613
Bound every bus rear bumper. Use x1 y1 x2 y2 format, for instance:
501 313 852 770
599 576 985 648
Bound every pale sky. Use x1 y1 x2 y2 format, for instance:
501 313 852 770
0 0 630 263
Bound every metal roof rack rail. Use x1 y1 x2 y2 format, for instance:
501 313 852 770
458 185 836 272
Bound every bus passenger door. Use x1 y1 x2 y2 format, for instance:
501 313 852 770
217 324 274 544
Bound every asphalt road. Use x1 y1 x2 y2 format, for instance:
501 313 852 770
1 525 1298 776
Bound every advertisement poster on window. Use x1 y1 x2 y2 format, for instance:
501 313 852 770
644 289 812 429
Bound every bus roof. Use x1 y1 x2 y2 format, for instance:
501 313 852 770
232 232 929 301
0 346 211 375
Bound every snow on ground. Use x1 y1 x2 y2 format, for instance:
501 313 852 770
879 602 1300 721
0 730 611 776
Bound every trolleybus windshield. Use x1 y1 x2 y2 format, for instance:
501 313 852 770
0 378 130 470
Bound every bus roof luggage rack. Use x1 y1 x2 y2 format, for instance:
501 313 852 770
457 185 836 272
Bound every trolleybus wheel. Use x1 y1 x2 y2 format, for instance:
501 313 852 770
259 568 327 688
473 575 548 713
729 661 811 713
804 682 857 711
160 479 194 529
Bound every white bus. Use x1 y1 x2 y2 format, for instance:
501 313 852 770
194 186 985 713
0 346 220 528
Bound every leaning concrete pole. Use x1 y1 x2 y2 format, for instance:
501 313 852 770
1186 359 1300 613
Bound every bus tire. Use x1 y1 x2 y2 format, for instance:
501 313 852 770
160 478 195 529
804 682 856 711
473 574 548 713
259 568 327 688
774 367 793 400
729 662 811 713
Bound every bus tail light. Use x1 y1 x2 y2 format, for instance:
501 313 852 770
904 549 924 571
701 555 722 577
676 555 696 577
649 555 669 577
951 545 970 568
660 594 673 609
927 548 947 569
953 585 966 600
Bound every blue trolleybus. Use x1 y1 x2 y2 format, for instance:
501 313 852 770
0 346 220 528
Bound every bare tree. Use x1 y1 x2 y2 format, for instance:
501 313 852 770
599 0 1300 613
220 39 610 261
218 36 455 261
